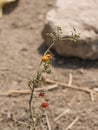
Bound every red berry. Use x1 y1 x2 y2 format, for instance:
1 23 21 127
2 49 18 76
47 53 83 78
46 53 52 59
39 92 44 97
41 102 47 108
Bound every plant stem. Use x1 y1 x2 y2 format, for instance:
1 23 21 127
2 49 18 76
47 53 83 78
29 85 35 126
44 41 55 55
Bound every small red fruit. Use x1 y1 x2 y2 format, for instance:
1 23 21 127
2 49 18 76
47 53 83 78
46 53 52 59
39 92 44 97
41 102 47 108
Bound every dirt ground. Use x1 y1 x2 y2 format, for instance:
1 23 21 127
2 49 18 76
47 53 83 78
0 0 98 130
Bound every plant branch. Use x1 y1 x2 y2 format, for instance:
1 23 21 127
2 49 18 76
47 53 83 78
29 85 35 127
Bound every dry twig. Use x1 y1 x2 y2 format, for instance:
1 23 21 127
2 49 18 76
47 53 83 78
2 78 98 101
90 92 94 102
66 116 79 130
45 113 52 130
1 84 58 96
45 78 98 101
68 73 73 86
54 109 70 122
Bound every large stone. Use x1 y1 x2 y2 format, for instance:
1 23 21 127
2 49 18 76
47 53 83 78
42 0 98 59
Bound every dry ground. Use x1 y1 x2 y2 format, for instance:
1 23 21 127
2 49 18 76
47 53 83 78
0 0 98 130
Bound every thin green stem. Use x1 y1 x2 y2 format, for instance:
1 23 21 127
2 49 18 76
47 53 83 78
44 41 55 55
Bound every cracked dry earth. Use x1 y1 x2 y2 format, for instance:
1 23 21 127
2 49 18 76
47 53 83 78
0 0 98 130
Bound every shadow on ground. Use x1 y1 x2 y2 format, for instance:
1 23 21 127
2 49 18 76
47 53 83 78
3 0 19 15
38 42 98 69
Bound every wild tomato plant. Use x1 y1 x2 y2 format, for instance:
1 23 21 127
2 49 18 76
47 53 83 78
28 26 79 130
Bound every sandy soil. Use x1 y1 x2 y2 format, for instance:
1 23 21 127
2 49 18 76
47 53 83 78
0 0 98 130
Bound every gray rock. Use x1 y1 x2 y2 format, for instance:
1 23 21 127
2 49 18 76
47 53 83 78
42 0 98 59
